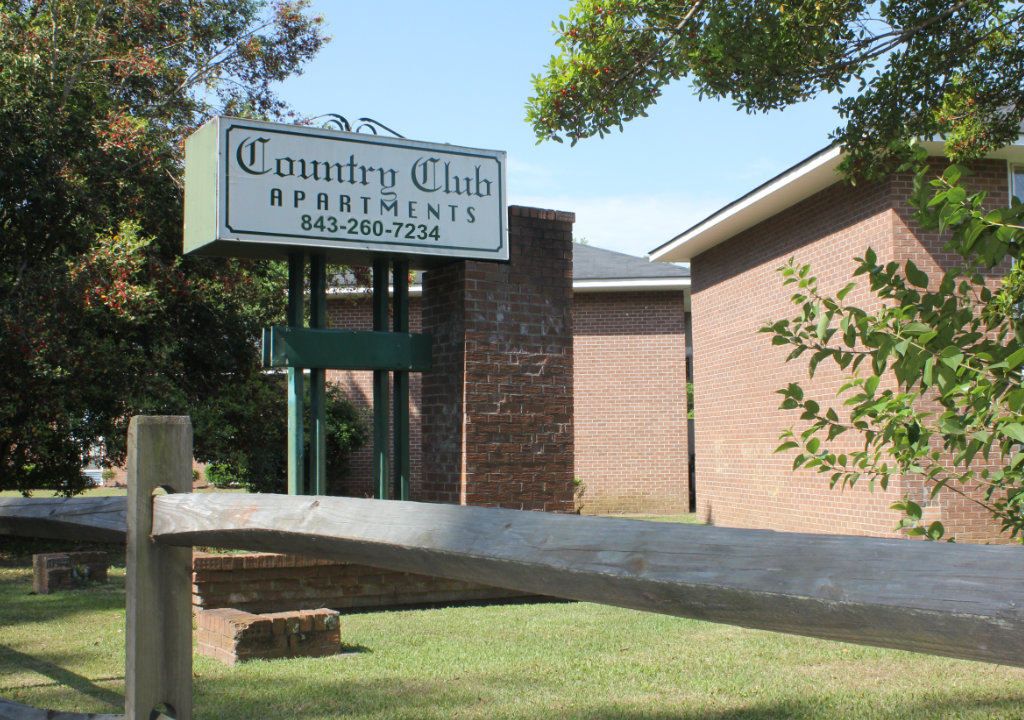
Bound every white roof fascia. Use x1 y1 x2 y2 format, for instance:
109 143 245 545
573 278 690 293
650 145 843 263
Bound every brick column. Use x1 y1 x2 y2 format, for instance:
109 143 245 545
420 206 575 511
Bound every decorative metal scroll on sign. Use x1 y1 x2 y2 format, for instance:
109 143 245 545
316 113 405 138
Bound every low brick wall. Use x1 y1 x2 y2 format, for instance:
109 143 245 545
192 552 534 614
197 607 340 664
32 552 108 594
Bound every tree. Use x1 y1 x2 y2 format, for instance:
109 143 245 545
0 1 328 494
528 1 1024 175
529 1 1024 538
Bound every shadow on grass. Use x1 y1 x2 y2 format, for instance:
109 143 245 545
0 644 123 710
194 671 1024 720
337 644 372 655
0 569 125 628
0 538 126 568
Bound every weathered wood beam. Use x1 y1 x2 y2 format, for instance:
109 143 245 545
153 493 1024 668
0 497 126 543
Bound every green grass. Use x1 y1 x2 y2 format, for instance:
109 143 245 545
0 486 129 498
0 486 246 498
629 513 701 524
2 554 1024 720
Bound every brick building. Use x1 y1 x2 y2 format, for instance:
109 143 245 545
571 244 690 514
331 205 576 512
651 142 1024 542
330 239 691 515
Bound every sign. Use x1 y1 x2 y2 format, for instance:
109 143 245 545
184 116 508 267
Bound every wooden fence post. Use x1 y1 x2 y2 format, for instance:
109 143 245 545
126 416 193 720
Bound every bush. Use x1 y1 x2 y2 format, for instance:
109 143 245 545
192 375 370 495
205 463 242 488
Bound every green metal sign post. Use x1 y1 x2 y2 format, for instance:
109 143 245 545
309 254 328 496
392 258 411 501
286 254 305 496
372 258 390 500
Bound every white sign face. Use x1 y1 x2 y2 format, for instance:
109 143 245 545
184 116 508 265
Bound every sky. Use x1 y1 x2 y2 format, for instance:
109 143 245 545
275 1 844 258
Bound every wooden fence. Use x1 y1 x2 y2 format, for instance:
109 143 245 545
2 415 1024 719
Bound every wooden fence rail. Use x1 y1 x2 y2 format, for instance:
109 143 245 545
0 496 125 543
1 415 1024 720
151 492 1024 668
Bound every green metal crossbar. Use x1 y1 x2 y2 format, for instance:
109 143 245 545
262 328 431 371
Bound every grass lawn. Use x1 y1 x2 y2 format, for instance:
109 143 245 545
0 486 246 498
613 513 701 524
2 546 1024 720
0 486 129 498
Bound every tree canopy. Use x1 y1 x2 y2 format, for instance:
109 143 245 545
528 1 1024 177
0 0 329 494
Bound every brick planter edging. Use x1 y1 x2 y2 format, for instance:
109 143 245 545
197 607 341 664
32 552 109 594
192 551 535 614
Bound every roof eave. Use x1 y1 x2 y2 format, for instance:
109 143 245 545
649 137 1024 264
573 277 691 293
649 145 843 263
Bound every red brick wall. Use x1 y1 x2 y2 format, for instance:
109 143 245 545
419 261 467 504
691 160 1013 542
192 552 531 614
330 288 690 515
889 160 1011 542
327 208 691 516
573 291 689 514
421 206 576 511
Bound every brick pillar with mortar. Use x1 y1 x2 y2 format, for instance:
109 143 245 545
420 206 575 511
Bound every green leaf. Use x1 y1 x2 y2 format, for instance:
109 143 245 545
922 356 934 387
1004 347 1024 370
864 375 880 397
904 260 929 288
836 282 857 301
938 346 964 369
998 423 1024 444
815 310 831 341
901 322 932 336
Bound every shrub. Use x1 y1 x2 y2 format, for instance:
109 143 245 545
192 375 370 495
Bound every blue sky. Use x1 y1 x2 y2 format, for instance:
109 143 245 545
277 1 843 257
